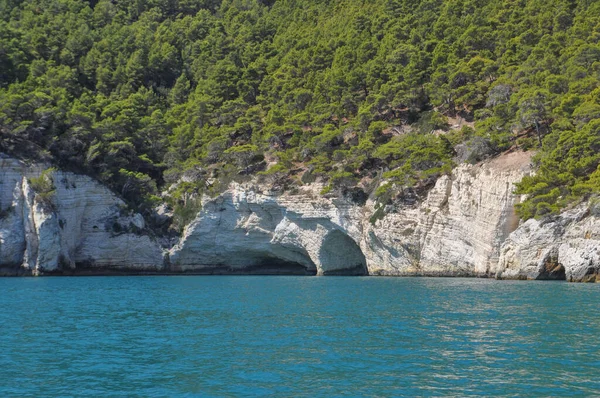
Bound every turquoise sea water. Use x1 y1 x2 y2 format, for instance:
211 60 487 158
1 276 599 397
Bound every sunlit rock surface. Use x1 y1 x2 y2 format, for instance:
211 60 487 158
497 205 600 282
3 151 599 281
0 156 164 275
170 152 532 277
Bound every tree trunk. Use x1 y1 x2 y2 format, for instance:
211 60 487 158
534 120 542 147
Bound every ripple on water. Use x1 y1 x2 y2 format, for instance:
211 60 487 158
0 276 599 396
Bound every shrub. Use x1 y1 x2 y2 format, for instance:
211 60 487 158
28 168 56 210
224 144 260 168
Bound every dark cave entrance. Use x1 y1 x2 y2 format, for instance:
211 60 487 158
245 257 317 275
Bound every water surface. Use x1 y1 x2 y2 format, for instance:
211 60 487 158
1 276 598 396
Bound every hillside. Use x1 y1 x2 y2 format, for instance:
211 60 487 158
1 0 599 225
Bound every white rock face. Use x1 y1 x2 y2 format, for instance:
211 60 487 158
497 205 600 282
170 152 532 277
5 150 598 281
0 156 164 275
168 189 366 274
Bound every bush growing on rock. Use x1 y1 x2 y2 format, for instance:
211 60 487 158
28 168 56 210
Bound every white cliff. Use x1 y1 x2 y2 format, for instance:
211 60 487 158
168 188 368 275
376 152 529 276
497 204 600 282
3 150 599 281
0 156 164 275
169 151 532 277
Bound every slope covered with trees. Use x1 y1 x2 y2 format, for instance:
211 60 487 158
0 0 599 221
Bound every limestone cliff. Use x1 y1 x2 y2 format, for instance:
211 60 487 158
0 156 164 275
3 151 600 281
497 204 600 282
169 152 532 277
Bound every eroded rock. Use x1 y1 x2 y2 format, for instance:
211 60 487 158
4 150 599 281
170 151 532 277
497 205 600 282
0 157 164 274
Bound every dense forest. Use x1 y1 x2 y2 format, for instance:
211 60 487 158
1 0 599 225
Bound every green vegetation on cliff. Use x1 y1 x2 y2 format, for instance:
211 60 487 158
0 0 599 218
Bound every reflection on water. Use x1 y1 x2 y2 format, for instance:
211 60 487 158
0 276 599 396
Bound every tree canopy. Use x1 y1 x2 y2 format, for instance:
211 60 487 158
1 0 599 219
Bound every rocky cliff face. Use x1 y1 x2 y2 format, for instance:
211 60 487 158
167 188 369 275
0 156 164 275
497 204 600 282
169 152 533 277
3 152 599 281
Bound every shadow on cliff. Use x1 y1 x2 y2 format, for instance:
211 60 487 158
318 229 368 276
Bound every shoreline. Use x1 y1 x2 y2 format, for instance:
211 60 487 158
0 266 579 281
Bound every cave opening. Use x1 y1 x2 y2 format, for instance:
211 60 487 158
245 257 317 275
318 229 368 276
537 251 566 281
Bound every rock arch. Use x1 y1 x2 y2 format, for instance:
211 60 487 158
317 229 368 275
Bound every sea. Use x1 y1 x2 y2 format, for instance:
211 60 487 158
1 276 599 397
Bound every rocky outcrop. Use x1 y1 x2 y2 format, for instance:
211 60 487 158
168 188 369 275
366 152 528 276
497 204 600 282
3 150 599 281
0 156 164 275
169 152 532 277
